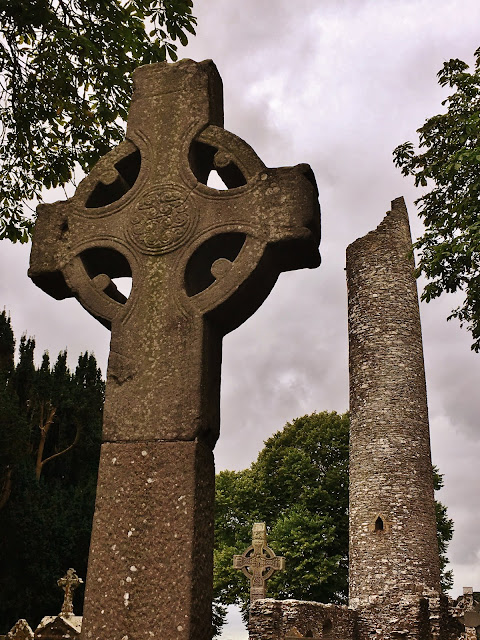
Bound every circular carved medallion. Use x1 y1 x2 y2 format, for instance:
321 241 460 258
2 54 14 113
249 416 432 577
128 184 196 254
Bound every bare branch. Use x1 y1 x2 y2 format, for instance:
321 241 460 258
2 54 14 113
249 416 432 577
0 467 13 511
35 404 57 480
38 419 81 477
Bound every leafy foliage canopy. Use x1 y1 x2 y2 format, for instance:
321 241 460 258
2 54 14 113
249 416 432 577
393 48 480 351
0 0 196 242
213 411 454 637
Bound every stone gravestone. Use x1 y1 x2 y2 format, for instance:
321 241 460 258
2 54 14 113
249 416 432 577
233 522 285 603
29 59 321 640
34 569 82 639
6 620 33 640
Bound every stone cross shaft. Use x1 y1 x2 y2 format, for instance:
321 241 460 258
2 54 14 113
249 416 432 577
233 522 285 603
57 568 83 617
29 59 320 640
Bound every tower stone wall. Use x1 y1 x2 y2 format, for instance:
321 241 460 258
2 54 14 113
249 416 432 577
346 197 441 607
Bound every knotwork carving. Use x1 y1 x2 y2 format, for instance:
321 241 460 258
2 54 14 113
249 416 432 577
128 184 196 254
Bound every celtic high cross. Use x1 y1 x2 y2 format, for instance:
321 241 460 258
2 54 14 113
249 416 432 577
234 522 285 603
29 59 320 640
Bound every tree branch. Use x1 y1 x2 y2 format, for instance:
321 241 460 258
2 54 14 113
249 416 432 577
35 404 56 481
37 419 81 479
0 466 12 510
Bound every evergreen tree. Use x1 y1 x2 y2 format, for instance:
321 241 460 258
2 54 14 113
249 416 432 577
0 315 104 633
0 311 26 511
0 310 14 374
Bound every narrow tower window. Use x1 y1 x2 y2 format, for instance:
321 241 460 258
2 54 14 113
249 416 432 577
322 619 332 636
375 516 384 531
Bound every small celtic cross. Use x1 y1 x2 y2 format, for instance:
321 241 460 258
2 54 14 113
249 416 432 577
58 568 83 617
233 522 285 603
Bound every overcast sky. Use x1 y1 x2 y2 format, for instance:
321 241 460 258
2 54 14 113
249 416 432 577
1 2 479 638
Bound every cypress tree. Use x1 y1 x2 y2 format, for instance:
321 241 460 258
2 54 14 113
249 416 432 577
0 317 103 633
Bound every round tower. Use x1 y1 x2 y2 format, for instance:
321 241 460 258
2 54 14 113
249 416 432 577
346 197 441 607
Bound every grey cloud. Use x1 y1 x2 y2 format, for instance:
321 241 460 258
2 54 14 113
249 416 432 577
1 4 479 634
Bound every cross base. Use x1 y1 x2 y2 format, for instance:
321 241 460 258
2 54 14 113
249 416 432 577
81 441 214 640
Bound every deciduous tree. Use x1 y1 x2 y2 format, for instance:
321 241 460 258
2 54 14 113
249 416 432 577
0 0 196 242
393 48 480 351
213 411 454 637
213 412 349 636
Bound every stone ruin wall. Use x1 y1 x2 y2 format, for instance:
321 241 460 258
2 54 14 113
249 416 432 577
346 197 441 608
249 600 359 640
355 593 463 640
248 595 464 640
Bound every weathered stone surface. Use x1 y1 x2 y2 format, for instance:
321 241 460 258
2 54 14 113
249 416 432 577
248 594 467 640
233 522 285 603
29 58 321 639
453 587 480 638
346 197 441 608
81 440 214 640
248 600 358 640
356 593 463 640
